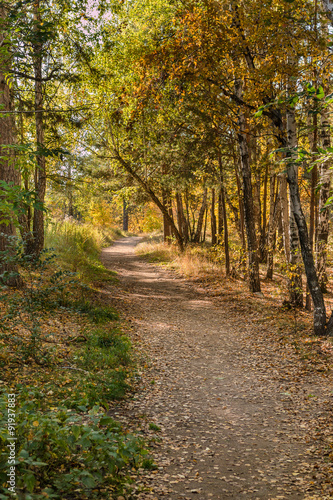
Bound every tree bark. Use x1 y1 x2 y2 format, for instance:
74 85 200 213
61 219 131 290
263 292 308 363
162 189 172 243
266 174 278 280
221 178 230 277
260 165 269 263
31 0 46 256
211 188 217 245
279 173 290 260
176 192 189 243
287 161 327 335
193 188 207 243
234 161 246 251
0 6 22 287
235 80 261 292
218 189 223 240
123 199 129 231
316 106 331 292
286 105 303 307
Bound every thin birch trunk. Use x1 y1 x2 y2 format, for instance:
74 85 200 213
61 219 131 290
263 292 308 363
279 174 290 260
285 104 328 334
286 104 303 307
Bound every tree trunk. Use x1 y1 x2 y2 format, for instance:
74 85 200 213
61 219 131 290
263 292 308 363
194 188 207 243
114 152 184 250
286 105 303 307
31 0 46 256
316 106 331 292
221 178 230 277
202 206 208 243
287 161 327 335
123 199 129 231
306 111 319 310
279 173 290 260
176 192 189 243
162 190 172 243
211 188 217 245
266 174 278 280
218 189 223 240
0 6 22 287
253 170 262 258
234 163 246 250
235 80 261 292
260 165 269 263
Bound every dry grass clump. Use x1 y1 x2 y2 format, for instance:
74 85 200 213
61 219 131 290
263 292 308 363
136 240 221 278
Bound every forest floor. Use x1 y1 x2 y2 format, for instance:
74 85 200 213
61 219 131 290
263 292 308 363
101 237 333 500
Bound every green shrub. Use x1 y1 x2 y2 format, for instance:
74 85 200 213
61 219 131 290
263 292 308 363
0 391 146 499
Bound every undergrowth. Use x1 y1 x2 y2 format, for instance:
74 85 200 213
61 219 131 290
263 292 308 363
45 220 122 283
0 225 151 499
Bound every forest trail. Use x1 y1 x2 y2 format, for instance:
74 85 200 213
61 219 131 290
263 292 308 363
101 237 332 500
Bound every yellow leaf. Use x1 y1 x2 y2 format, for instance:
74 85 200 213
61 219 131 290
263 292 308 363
32 421 39 427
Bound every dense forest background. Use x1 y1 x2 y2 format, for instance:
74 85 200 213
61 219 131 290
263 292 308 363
2 0 333 334
1 0 333 497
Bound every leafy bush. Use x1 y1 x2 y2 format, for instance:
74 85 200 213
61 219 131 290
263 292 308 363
0 391 146 499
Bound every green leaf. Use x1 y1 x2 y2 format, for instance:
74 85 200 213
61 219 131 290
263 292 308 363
24 472 36 493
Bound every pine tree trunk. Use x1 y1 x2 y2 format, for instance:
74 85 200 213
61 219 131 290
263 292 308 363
211 188 217 245
0 6 22 287
31 0 46 256
235 80 261 292
316 106 331 292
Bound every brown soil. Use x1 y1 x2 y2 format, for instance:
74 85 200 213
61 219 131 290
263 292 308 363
101 237 333 500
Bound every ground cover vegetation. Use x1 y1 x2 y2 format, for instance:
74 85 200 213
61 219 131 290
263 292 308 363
1 0 333 496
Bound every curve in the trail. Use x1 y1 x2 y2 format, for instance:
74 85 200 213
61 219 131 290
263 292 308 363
101 237 329 500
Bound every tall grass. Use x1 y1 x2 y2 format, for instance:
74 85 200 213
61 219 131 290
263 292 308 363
136 240 221 278
45 219 123 281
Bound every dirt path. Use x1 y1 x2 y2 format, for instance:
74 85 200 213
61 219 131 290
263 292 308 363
101 237 333 500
